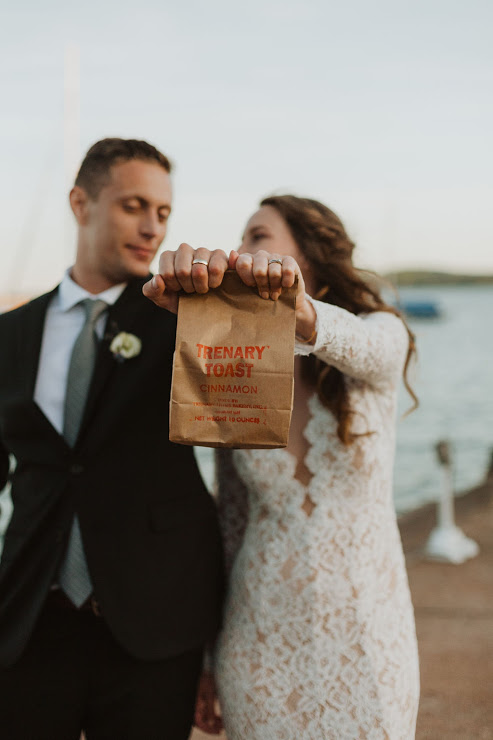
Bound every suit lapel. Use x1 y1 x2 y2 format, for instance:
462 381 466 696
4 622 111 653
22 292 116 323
20 287 59 399
10 286 69 447
76 277 149 443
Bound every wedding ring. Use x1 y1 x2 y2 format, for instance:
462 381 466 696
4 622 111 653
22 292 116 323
192 258 209 266
268 258 283 265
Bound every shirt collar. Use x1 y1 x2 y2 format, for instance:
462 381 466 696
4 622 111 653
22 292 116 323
58 269 127 312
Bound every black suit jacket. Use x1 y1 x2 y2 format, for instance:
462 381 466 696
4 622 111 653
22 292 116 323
0 277 224 667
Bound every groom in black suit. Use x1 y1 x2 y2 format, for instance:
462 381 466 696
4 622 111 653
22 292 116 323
0 138 224 739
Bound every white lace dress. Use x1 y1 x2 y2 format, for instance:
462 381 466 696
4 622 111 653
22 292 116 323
214 299 420 740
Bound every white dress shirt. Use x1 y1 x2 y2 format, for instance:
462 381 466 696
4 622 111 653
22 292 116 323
34 271 126 434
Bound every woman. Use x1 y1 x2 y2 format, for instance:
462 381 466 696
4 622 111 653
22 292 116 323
145 195 420 739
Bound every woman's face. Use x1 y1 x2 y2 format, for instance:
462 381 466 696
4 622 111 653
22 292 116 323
239 205 314 291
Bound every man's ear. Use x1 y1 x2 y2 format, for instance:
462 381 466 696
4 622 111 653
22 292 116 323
69 186 90 225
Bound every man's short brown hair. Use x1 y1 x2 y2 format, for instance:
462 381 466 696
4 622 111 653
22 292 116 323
74 138 172 199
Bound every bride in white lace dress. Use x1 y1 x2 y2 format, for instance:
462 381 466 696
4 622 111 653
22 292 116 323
143 195 420 739
212 196 420 739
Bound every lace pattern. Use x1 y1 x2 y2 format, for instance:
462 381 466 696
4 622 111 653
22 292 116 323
214 303 419 739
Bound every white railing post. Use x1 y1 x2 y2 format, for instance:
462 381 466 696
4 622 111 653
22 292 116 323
424 440 479 563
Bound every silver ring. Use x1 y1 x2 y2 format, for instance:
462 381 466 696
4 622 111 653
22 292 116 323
192 258 209 267
268 258 283 265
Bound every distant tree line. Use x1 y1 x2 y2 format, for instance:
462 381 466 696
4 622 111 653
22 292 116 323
384 271 493 286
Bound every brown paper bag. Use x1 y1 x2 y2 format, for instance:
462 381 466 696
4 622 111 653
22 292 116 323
169 270 297 448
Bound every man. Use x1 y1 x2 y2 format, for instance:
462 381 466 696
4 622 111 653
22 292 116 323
0 138 224 739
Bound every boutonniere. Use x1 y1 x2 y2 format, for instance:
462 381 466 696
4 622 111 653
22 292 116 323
109 332 142 362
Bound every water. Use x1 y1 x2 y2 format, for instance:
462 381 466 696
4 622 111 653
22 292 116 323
393 284 493 512
194 285 493 514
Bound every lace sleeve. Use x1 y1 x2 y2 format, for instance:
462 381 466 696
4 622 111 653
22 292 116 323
215 448 249 576
295 296 409 388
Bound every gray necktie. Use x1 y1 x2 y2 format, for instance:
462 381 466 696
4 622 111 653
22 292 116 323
58 298 107 607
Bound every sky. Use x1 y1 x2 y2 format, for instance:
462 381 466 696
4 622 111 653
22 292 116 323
1 0 492 295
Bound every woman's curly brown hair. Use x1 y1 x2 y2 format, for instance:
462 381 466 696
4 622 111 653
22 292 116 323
260 194 417 445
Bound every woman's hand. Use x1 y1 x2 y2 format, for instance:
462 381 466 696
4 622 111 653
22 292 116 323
229 248 306 304
231 249 317 343
194 670 223 734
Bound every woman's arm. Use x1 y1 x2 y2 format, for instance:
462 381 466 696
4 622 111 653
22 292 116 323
215 448 249 576
295 297 410 388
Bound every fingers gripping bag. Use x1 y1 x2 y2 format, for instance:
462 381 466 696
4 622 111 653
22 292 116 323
169 271 297 448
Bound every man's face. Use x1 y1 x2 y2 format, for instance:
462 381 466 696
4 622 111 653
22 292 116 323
76 159 172 286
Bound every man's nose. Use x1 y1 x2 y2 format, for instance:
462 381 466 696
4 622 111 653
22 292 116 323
139 213 161 239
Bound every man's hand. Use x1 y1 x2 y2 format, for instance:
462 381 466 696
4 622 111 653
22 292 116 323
194 670 223 735
142 243 230 314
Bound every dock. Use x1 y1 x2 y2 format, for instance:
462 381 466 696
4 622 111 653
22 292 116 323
192 469 493 740
400 470 493 739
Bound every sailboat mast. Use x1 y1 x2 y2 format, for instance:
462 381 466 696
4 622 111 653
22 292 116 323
63 43 81 256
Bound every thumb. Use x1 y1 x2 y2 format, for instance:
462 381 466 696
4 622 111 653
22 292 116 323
142 275 179 314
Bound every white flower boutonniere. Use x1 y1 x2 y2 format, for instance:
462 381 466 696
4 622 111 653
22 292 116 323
110 332 142 362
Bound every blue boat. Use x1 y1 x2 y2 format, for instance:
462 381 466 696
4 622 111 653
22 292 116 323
399 300 442 319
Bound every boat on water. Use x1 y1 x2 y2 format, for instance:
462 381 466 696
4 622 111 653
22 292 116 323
398 300 442 319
